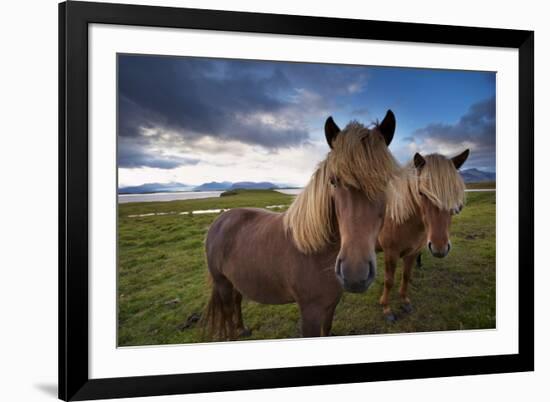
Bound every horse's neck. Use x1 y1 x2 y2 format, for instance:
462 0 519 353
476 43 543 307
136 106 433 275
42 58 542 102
388 191 425 230
314 229 341 261
405 204 425 229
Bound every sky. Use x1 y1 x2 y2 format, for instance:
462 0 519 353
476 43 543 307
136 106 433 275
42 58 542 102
118 54 496 188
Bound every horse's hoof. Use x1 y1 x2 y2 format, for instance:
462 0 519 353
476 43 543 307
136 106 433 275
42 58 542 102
401 303 414 314
239 328 252 338
385 313 397 323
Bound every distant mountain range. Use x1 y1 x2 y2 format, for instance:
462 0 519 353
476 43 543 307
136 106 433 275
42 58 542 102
193 181 233 191
229 181 280 190
459 168 496 183
118 182 194 194
119 170 494 194
119 181 286 194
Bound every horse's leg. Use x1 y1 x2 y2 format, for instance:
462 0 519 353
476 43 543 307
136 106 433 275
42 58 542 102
416 253 422 268
233 290 251 338
321 302 338 336
399 254 416 314
379 252 398 322
299 303 325 337
300 293 341 337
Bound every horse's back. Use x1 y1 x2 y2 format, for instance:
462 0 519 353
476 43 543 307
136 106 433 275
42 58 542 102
205 208 296 304
207 207 279 247
207 208 253 266
205 207 283 272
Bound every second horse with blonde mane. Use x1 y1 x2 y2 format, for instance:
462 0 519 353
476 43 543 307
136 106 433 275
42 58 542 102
377 150 470 321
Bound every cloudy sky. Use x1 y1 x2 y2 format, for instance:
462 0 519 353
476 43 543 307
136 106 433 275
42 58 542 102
118 54 496 188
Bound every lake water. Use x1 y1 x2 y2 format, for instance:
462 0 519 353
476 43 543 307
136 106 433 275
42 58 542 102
276 188 302 195
118 191 223 204
118 188 304 203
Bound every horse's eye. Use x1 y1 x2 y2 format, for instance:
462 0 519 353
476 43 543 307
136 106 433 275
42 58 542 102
330 177 337 187
419 192 425 197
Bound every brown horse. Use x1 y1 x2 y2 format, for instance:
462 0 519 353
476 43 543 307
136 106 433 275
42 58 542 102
377 150 470 321
203 111 400 339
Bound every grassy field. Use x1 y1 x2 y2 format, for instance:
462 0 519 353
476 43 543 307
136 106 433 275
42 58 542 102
118 188 496 346
466 181 495 189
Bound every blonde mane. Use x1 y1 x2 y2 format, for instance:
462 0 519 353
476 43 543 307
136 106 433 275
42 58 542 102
386 154 466 224
283 122 399 254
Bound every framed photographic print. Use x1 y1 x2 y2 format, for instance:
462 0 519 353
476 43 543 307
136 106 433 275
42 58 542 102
59 1 534 400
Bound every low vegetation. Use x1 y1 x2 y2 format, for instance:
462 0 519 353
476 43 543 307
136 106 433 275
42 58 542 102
466 181 496 189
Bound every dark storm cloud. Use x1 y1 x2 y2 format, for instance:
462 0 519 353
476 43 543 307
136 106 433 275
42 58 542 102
118 55 369 168
119 56 302 145
412 96 496 170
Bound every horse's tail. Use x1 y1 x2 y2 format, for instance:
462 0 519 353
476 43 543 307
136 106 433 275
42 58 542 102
202 213 237 340
202 275 222 339
201 274 235 341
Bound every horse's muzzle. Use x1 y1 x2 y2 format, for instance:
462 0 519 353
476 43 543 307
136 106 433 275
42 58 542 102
336 259 376 293
428 241 451 258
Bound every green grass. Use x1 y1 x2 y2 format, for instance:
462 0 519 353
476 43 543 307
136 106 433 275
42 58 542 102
466 181 495 189
118 189 495 346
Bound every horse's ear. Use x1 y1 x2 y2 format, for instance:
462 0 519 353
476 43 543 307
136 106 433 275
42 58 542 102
451 149 470 170
414 153 426 170
325 116 341 149
378 109 396 146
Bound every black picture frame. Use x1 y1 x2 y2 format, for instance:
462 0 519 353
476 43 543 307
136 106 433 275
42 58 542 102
59 1 534 400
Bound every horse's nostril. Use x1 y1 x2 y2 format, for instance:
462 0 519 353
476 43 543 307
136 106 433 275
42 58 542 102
336 258 343 278
447 243 452 253
428 242 433 253
367 261 376 281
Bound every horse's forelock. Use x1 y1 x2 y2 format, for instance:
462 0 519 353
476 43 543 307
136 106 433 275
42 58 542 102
283 124 399 254
327 123 399 199
417 154 466 211
387 154 466 224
